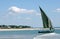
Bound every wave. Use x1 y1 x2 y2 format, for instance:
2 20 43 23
34 33 60 39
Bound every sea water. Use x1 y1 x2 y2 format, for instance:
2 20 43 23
0 28 60 39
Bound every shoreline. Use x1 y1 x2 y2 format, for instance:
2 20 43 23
0 28 59 31
0 28 50 31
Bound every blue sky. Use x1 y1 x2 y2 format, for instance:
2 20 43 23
0 0 60 27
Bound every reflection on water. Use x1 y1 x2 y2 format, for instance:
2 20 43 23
0 35 36 39
0 29 60 39
0 30 39 39
0 33 60 39
34 33 60 39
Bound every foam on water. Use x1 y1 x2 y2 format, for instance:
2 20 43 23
34 33 60 39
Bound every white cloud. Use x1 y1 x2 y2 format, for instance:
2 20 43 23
9 6 20 13
54 8 60 12
36 13 41 16
8 6 35 14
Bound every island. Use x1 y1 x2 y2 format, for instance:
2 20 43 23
0 25 31 29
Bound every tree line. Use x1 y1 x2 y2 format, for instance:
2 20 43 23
0 25 31 29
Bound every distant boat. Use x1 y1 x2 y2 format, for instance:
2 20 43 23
38 6 54 33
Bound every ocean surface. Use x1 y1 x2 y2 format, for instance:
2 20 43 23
0 28 60 39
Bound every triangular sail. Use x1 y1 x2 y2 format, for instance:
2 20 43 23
39 7 53 30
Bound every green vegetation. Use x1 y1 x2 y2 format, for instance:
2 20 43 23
0 25 31 29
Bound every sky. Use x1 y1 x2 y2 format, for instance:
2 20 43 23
0 0 60 27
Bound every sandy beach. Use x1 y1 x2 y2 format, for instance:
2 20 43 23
0 28 50 31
